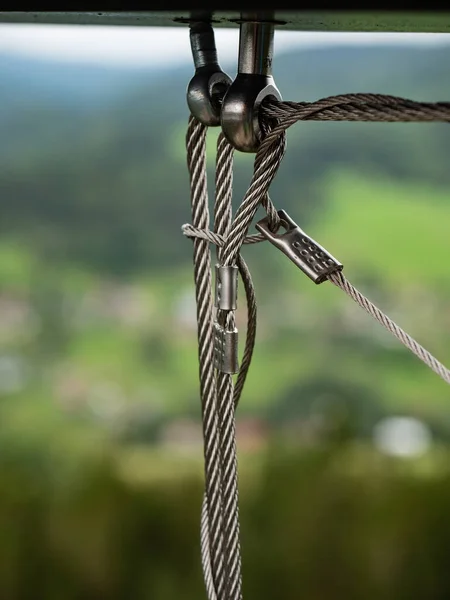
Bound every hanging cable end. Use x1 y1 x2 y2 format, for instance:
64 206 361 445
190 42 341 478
256 209 343 284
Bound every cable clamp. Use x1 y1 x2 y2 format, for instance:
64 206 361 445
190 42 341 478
256 209 343 284
214 323 239 374
215 265 238 310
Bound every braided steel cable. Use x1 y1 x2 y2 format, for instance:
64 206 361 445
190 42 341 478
186 116 225 600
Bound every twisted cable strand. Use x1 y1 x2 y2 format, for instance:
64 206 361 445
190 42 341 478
220 133 287 267
186 116 226 600
214 133 243 600
183 224 450 387
329 271 450 385
262 94 450 123
189 90 450 600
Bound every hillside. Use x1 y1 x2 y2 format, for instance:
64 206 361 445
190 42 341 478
1 43 450 275
0 41 449 440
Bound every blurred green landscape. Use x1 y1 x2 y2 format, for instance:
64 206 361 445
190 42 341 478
0 39 449 599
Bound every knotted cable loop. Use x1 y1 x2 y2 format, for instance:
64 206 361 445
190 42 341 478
181 224 266 246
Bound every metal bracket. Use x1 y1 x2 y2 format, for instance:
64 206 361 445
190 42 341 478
220 16 282 152
187 21 232 126
256 209 343 283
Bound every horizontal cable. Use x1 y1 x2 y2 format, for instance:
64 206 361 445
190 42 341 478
261 93 450 123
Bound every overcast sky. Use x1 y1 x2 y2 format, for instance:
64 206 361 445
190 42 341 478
0 24 449 67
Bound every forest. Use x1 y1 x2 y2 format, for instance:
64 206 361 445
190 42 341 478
0 40 449 598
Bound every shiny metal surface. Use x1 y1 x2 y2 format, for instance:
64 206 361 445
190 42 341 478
213 323 239 374
256 209 343 284
187 22 232 126
221 18 282 153
215 265 238 310
239 21 274 76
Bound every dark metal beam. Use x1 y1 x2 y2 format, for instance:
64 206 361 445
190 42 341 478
0 11 450 32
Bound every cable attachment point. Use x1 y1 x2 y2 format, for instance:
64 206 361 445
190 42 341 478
214 265 239 373
221 16 282 152
215 265 238 310
256 209 343 284
214 323 239 374
187 22 232 126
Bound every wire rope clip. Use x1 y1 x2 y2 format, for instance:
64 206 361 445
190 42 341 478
214 323 239 374
221 15 281 152
256 209 343 284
